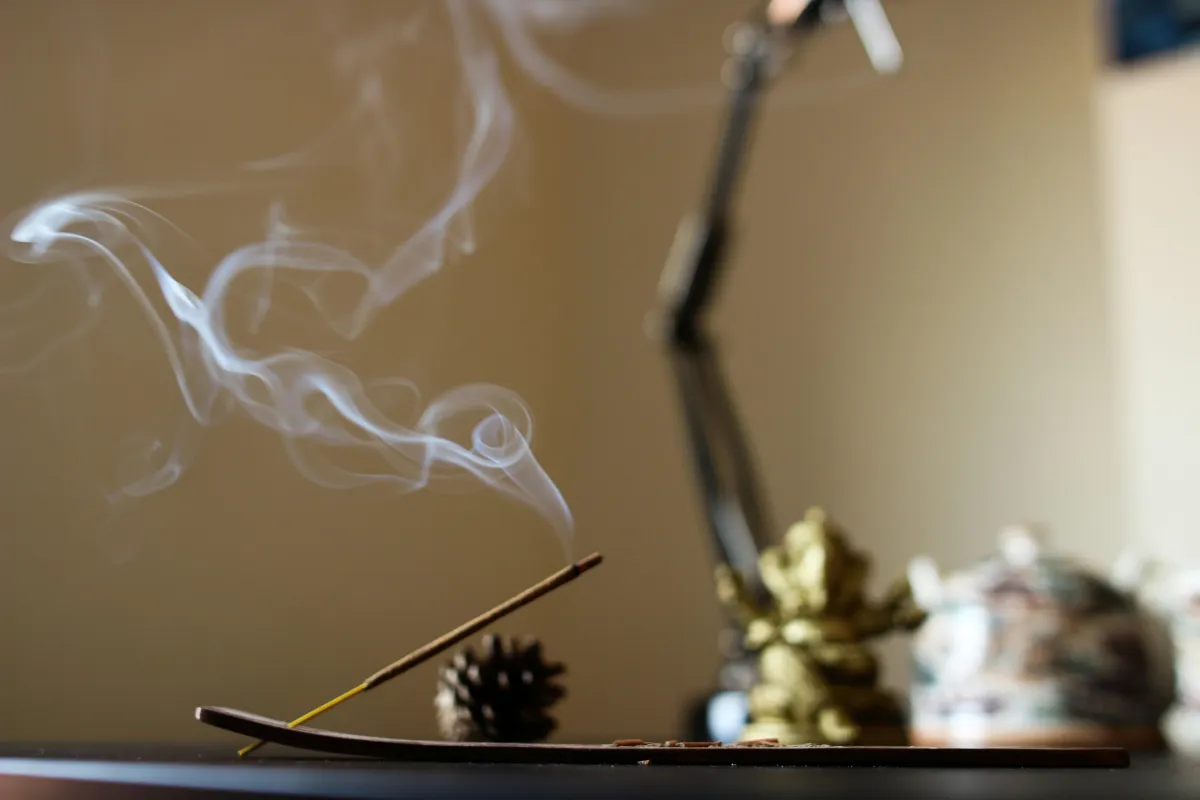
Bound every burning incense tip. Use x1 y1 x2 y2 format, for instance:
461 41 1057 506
574 552 603 574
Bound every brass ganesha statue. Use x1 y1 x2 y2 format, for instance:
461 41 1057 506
716 507 925 745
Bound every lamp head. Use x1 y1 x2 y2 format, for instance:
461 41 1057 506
765 0 903 73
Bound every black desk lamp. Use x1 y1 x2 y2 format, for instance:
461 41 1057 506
648 0 903 741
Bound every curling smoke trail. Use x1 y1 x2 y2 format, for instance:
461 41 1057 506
3 0 659 552
3 0 872 554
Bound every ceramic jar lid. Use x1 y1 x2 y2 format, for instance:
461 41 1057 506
908 524 1138 616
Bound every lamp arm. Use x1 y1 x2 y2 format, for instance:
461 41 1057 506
648 0 895 603
648 12 788 603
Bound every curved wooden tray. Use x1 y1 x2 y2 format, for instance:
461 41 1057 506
195 707 1129 768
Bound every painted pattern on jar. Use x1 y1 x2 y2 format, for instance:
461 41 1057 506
906 525 1172 748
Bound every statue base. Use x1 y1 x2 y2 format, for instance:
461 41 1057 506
741 683 912 746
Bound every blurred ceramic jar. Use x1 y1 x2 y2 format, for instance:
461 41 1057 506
905 524 1174 749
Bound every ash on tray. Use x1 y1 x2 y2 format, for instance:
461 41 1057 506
610 738 826 748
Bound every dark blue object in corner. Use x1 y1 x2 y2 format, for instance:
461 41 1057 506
1113 0 1200 63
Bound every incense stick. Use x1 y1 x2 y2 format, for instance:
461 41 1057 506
237 552 604 757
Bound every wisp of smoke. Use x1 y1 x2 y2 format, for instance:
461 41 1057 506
5 0 866 557
3 0 653 555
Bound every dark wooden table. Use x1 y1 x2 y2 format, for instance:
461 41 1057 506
1 743 1196 799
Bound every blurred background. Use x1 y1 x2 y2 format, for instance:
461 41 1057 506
1 0 1199 744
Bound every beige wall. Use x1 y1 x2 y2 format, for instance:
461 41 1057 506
0 0 1130 743
1099 51 1200 574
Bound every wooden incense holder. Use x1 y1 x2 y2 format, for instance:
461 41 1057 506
236 554 603 758
196 707 1129 768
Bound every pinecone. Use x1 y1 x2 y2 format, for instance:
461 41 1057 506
434 634 566 743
